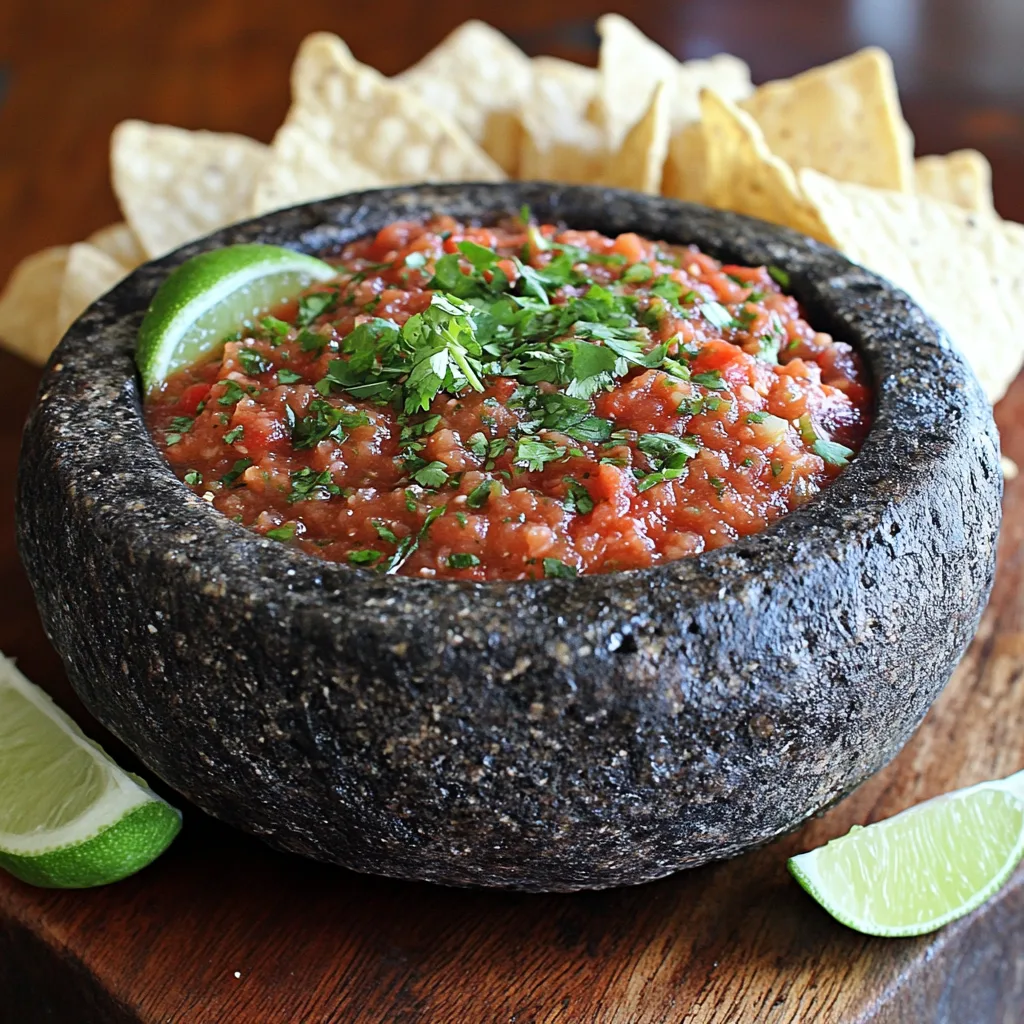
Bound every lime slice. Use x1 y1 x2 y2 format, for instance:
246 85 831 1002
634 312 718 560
788 770 1024 936
136 243 337 392
0 656 181 888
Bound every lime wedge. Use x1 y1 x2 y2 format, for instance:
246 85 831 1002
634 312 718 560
0 656 181 888
789 770 1024 936
136 243 337 392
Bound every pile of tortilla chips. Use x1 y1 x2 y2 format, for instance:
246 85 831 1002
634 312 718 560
2 14 1024 407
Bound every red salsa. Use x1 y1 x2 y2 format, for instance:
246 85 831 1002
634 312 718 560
146 215 871 581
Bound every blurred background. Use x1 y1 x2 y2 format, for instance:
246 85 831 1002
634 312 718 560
2 0 1024 292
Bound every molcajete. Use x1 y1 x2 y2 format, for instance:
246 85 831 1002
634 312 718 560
16 183 1002 891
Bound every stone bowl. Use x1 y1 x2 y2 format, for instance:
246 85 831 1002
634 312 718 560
16 183 1002 891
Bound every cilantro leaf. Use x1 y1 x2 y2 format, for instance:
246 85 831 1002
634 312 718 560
447 552 481 569
514 437 566 472
562 479 594 515
412 461 450 489
542 557 578 579
466 479 496 508
297 290 338 327
219 458 252 488
814 439 855 467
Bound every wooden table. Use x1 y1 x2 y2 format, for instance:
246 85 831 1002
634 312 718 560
2 2 1024 1020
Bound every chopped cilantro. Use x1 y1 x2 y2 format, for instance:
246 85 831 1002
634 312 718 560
288 467 340 503
768 265 790 288
562 479 594 515
814 439 855 467
260 316 290 338
183 470 201 487
466 479 496 508
637 433 700 468
348 549 382 565
404 489 419 512
514 437 566 472
709 476 726 496
266 523 297 542
382 504 446 574
700 301 737 330
692 370 727 391
223 425 244 445
745 411 769 424
237 348 270 376
543 557 578 579
466 432 489 458
220 458 252 488
299 329 328 353
447 552 481 569
297 290 338 327
372 520 398 544
622 263 653 284
289 399 367 449
412 461 450 489
277 368 303 384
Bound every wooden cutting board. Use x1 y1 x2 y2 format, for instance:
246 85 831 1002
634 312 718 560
1 349 1022 1023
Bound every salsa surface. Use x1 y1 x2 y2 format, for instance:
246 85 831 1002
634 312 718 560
146 215 871 581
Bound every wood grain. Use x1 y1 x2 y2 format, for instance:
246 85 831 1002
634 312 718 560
2 1 1024 1020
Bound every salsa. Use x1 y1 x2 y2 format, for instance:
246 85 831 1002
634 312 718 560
146 215 871 581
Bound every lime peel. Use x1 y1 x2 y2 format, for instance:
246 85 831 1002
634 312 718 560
0 655 182 888
789 769 1024 937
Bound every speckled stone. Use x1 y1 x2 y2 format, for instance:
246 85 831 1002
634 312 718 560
16 184 1002 891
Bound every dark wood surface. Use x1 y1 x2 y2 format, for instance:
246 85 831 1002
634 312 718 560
3 2 1024 1021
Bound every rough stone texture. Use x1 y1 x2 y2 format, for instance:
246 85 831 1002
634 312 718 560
16 184 1002 891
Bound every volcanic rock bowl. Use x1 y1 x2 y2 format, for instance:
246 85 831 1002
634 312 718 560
17 183 1002 891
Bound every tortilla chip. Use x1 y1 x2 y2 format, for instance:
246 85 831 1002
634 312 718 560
600 82 669 194
740 48 914 193
662 121 710 203
280 33 504 189
692 91 835 242
518 57 606 184
111 121 269 259
800 168 1024 403
395 21 532 175
86 222 147 272
915 151 995 214
0 247 68 365
56 243 127 340
594 14 752 147
251 123 383 216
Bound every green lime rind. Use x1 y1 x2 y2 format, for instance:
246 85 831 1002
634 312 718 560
0 799 182 889
788 770 1024 937
136 243 337 393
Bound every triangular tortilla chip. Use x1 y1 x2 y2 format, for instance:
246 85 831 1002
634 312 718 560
111 121 269 258
518 56 607 183
693 91 835 242
56 243 127 340
278 33 504 188
594 15 752 146
600 82 670 194
740 48 914 193
915 151 995 215
800 168 1024 403
251 124 383 216
0 247 68 365
395 21 532 175
86 222 147 272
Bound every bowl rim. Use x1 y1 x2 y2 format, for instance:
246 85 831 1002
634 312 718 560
25 181 996 612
